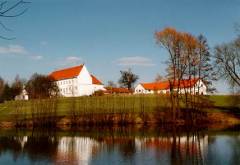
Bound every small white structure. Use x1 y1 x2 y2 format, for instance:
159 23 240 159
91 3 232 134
15 88 29 100
50 64 105 97
135 79 207 95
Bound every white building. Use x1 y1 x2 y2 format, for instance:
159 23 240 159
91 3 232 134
50 64 105 97
15 88 29 100
135 79 207 95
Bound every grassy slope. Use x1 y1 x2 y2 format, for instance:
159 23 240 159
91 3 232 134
0 95 239 122
0 95 168 121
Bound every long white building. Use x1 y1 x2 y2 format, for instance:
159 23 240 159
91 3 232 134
50 64 105 97
135 79 207 95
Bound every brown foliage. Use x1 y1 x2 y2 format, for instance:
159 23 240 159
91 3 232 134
155 27 214 122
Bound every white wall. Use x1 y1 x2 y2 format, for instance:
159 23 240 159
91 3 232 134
56 78 78 97
134 84 148 94
56 65 105 97
194 79 207 95
77 65 92 85
134 84 170 94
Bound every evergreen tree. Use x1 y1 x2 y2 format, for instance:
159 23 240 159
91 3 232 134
197 35 217 93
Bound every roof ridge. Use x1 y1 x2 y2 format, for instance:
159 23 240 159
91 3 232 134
141 80 169 85
141 78 200 84
51 64 84 73
49 65 84 81
140 78 201 91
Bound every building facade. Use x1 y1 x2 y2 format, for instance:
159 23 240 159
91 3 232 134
15 88 29 100
50 65 105 97
135 79 207 95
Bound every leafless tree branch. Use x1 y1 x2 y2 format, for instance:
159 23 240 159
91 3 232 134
0 0 30 39
0 0 30 17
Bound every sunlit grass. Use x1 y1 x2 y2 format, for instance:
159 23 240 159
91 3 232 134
0 94 238 122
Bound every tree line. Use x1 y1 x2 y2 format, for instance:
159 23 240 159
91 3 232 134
0 69 138 102
0 73 58 102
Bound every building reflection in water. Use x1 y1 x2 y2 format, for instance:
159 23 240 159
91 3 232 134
55 134 208 164
0 131 239 165
13 136 28 149
56 137 99 165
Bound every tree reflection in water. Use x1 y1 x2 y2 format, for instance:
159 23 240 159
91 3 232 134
0 127 239 165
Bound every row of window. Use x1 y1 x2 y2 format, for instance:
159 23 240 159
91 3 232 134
136 89 203 94
136 89 166 93
60 86 78 94
57 79 78 86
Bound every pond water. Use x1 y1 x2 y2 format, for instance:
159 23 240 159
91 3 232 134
0 126 239 165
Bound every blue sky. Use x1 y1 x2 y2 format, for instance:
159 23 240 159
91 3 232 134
0 0 239 93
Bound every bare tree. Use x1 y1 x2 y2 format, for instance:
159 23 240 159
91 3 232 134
118 68 138 90
154 73 164 82
155 28 190 120
0 0 30 39
214 37 240 88
107 80 117 87
155 27 215 122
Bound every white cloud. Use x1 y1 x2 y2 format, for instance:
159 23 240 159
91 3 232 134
66 56 81 61
31 55 43 60
40 41 48 46
57 56 82 66
0 45 27 54
115 56 155 66
0 44 43 60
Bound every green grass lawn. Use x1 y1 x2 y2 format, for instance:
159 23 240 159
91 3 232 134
0 95 169 121
0 94 239 122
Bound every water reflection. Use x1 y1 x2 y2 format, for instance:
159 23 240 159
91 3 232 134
0 128 239 165
57 137 99 165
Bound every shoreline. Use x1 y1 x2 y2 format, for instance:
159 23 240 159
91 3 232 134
0 110 239 129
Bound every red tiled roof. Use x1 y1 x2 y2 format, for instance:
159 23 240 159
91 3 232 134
49 65 83 81
141 78 200 90
49 65 103 85
91 74 103 85
141 81 170 90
